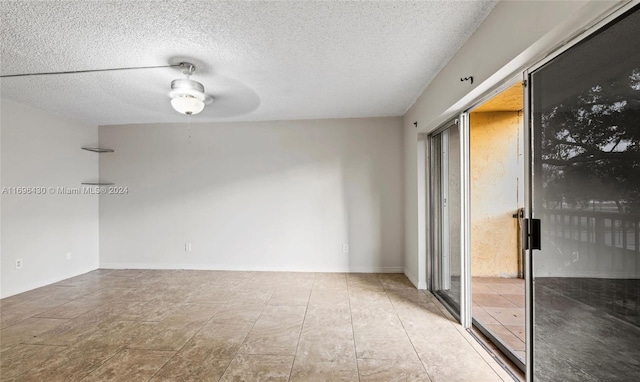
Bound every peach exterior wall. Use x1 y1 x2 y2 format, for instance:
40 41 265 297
470 112 522 277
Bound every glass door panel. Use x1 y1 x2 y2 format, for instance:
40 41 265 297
468 83 526 370
431 121 462 313
530 5 640 381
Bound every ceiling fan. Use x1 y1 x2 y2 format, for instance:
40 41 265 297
0 61 214 115
169 62 213 115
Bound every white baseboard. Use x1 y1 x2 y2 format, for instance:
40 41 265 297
0 266 99 299
404 268 427 289
99 263 404 274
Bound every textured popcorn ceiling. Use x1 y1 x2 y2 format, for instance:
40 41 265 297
0 1 497 125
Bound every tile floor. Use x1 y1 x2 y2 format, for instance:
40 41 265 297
0 270 514 382
472 277 525 362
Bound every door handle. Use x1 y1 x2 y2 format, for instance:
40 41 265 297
524 218 541 250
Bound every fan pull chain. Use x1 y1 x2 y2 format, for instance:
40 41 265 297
186 114 192 145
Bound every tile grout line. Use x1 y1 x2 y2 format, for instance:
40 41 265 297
431 288 513 381
76 347 127 382
216 272 271 382
286 273 315 382
461 329 520 382
444 310 510 381
145 303 224 382
346 274 362 382
384 284 435 382
4 343 69 380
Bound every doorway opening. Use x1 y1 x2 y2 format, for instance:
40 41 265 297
468 82 526 370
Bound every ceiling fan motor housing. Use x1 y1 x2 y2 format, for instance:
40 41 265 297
170 78 206 101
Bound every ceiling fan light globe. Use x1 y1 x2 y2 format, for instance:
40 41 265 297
171 95 205 115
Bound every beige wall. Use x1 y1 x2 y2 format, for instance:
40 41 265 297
1 99 99 298
99 117 404 273
470 112 521 277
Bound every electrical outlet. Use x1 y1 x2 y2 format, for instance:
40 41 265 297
15 259 23 269
185 243 192 252
342 244 349 253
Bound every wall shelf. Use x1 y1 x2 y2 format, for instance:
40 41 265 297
82 147 114 153
82 147 115 185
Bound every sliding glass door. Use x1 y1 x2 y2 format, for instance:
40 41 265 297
431 120 462 314
529 5 640 381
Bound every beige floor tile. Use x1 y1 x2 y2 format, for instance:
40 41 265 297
351 306 403 327
164 302 223 323
150 323 253 381
416 335 502 382
354 330 418 360
33 300 100 320
81 349 174 382
194 322 254 353
0 270 514 381
0 318 69 347
268 288 311 306
80 320 154 347
238 323 302 356
346 274 384 290
24 311 119 346
1 299 69 329
349 290 391 306
231 289 275 305
295 337 356 362
308 289 350 307
386 289 432 307
219 354 294 382
150 352 232 382
125 304 220 351
87 287 156 303
395 305 450 333
358 357 432 382
0 344 66 379
106 298 182 321
254 305 307 326
312 273 348 290
211 303 265 325
300 322 354 342
352 319 406 337
185 288 234 304
237 305 306 355
14 285 95 302
127 319 207 351
290 358 359 381
304 304 351 325
14 341 123 382
378 273 416 290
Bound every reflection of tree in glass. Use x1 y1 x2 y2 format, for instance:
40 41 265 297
541 68 640 213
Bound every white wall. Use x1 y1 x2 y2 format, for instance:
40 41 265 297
98 117 404 272
402 0 623 287
1 99 99 298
